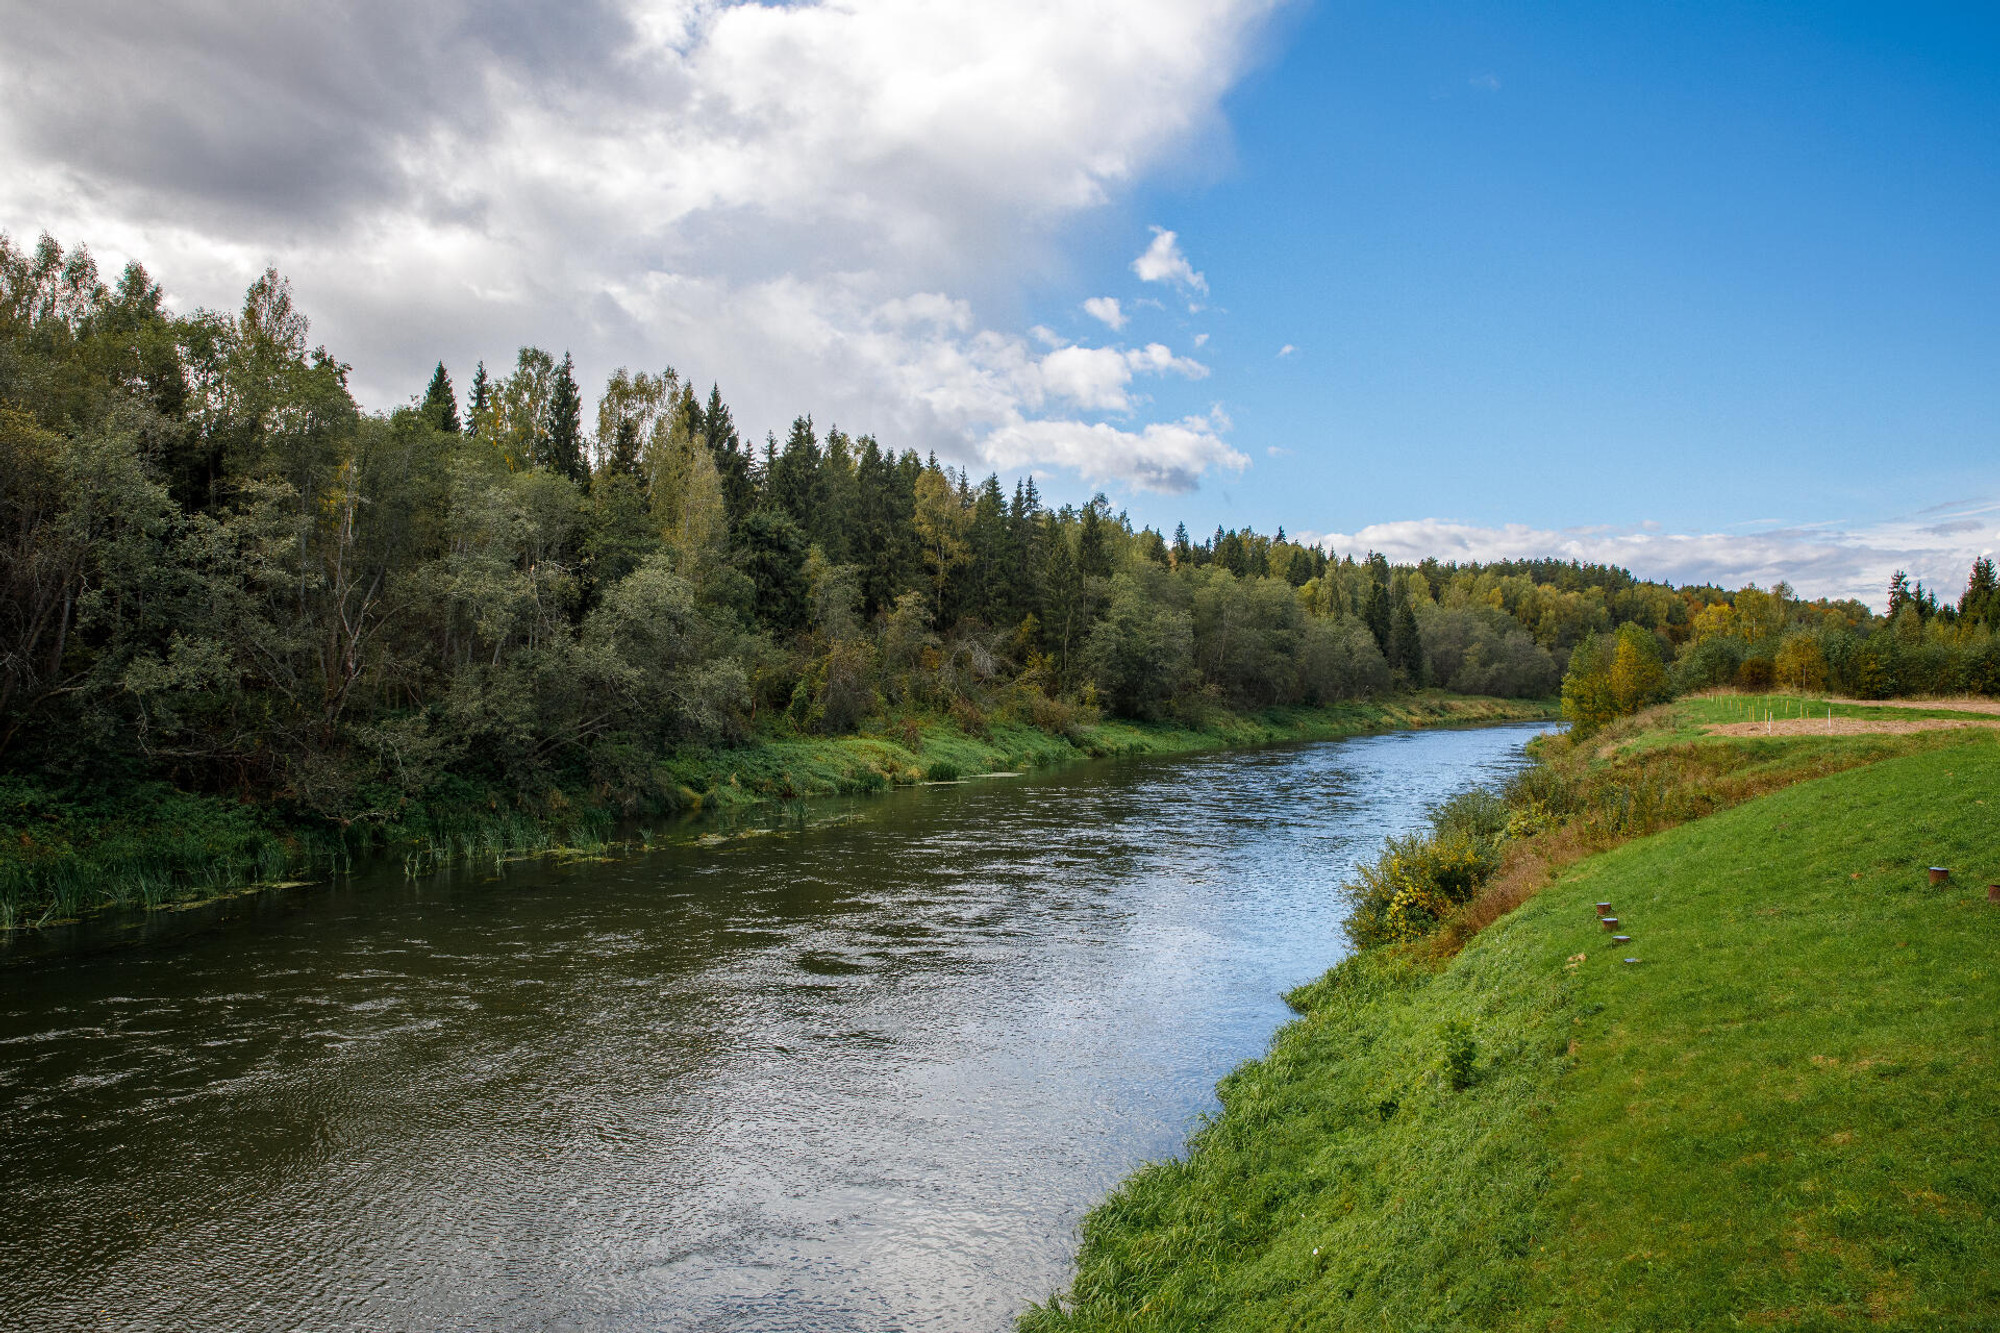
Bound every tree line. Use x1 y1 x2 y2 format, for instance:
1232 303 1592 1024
2 235 1992 821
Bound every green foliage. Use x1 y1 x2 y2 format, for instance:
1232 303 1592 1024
1559 632 1620 733
421 361 460 433
1345 820 1503 949
1436 1018 1478 1091
46 228 1999 921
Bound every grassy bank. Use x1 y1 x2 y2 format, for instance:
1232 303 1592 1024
1026 712 2000 1330
0 691 1552 930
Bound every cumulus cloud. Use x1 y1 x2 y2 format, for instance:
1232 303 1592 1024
1132 226 1208 294
986 409 1246 493
1082 296 1127 330
0 0 1278 491
1277 343 1296 357
1299 500 2000 609
1035 341 1207 412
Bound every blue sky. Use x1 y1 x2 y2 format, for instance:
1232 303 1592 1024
2 0 1993 602
1043 3 2000 598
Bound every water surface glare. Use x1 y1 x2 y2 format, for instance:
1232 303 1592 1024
0 724 1546 1331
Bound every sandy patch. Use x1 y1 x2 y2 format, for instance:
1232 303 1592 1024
1703 717 2000 737
1833 696 2000 716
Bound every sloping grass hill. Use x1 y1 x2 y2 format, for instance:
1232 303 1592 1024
1026 733 2000 1331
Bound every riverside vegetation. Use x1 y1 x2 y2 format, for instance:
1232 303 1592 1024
5 230 1998 927
1023 696 2000 1331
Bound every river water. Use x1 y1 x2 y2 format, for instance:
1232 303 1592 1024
0 723 1546 1332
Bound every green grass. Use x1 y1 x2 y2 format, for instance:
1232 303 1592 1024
1025 731 2000 1331
0 692 1555 929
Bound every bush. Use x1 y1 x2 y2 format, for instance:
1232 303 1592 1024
1735 656 1774 691
1297 615 1392 702
1671 635 1745 693
1418 606 1559 698
1345 828 1501 948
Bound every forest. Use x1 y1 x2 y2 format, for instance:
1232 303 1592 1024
4 234 1997 838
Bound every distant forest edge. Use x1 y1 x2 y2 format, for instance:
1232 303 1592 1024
4 236 1997 847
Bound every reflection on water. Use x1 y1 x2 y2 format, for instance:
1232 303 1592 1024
0 724 1546 1332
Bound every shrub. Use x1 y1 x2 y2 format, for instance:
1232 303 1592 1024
1346 829 1500 948
1773 632 1827 691
1735 656 1774 691
1437 1020 1478 1091
1671 635 1744 693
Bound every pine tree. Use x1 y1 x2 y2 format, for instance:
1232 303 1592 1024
421 361 460 433
543 352 586 483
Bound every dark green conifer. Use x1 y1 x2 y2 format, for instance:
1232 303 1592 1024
1389 591 1426 683
1363 580 1392 654
421 361 460 433
1963 556 1999 627
543 352 586 483
1886 570 1913 618
465 361 489 435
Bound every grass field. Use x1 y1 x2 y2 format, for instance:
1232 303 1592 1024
1025 726 2000 1331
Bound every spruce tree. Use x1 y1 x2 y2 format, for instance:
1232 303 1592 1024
606 416 642 476
421 361 460 433
1886 570 1913 618
1362 581 1392 654
544 352 586 483
465 361 489 436
1961 557 1997 625
1078 496 1111 578
1389 592 1426 684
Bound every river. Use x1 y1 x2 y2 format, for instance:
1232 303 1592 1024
0 722 1547 1332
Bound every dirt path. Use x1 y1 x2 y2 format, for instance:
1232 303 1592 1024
1832 696 2000 716
1703 716 2000 737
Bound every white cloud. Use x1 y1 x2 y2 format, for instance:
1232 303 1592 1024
1132 226 1208 294
0 0 1279 492
1034 341 1208 412
1193 332 1209 347
1277 343 1296 357
985 409 1246 492
1082 296 1127 330
1299 500 2000 608
1469 73 1501 92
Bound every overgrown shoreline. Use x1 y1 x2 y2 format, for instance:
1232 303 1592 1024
1 691 1554 931
1024 700 2000 1330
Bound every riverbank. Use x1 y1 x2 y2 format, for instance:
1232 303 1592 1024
0 691 1554 930
1025 705 2000 1330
